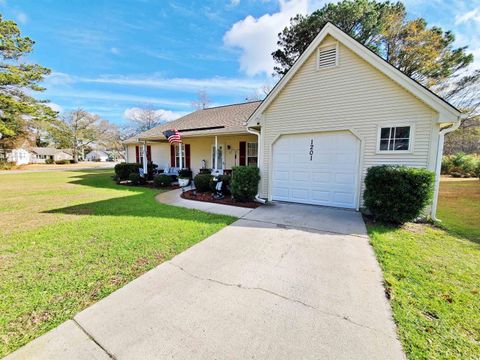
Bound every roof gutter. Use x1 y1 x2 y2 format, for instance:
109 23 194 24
431 116 463 221
247 127 266 204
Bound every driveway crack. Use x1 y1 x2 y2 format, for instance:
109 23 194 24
72 319 117 359
168 262 390 337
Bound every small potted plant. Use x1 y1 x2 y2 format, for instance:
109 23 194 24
177 168 192 187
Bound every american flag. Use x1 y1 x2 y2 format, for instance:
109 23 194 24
163 129 182 144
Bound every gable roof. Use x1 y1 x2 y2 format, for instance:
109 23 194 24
124 101 261 143
247 22 461 126
29 147 71 156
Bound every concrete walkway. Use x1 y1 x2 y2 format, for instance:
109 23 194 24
6 201 405 360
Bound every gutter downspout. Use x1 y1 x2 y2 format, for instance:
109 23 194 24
247 127 266 204
431 118 462 221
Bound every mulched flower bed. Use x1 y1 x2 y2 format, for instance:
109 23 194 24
181 190 261 208
118 180 179 190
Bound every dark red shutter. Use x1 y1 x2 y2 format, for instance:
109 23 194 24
135 146 140 163
239 141 246 166
170 145 175 167
185 144 191 169
146 145 151 162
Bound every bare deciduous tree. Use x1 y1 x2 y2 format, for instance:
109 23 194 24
124 104 168 133
192 89 211 110
48 109 119 162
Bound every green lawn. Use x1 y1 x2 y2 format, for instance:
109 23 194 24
0 170 234 357
367 179 480 359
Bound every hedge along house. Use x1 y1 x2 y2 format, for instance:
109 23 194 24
123 101 261 175
124 23 461 219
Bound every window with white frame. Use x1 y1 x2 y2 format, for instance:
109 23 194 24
378 126 411 152
247 142 258 167
174 144 185 168
211 144 224 170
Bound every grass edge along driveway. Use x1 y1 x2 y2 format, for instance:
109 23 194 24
0 170 235 357
366 179 480 359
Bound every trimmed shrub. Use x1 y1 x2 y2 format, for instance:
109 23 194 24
475 162 480 178
199 168 211 175
194 173 213 192
154 174 173 187
209 174 231 195
45 158 54 164
115 163 142 181
129 172 141 185
0 160 15 170
231 166 260 202
147 162 158 180
178 168 192 179
363 165 435 224
55 159 71 165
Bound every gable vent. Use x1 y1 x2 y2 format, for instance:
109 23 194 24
317 44 338 69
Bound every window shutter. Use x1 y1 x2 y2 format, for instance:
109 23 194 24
146 145 151 162
135 146 140 163
318 45 337 69
185 144 191 169
170 145 175 167
239 141 246 166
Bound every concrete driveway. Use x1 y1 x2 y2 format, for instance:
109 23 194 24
6 202 404 360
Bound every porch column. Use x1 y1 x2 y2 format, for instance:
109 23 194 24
214 136 218 170
142 141 148 175
178 142 183 169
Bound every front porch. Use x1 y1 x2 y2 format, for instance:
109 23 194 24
126 132 259 176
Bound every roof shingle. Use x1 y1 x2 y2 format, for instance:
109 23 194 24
124 101 261 143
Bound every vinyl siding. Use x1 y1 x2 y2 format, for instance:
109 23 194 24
260 35 440 204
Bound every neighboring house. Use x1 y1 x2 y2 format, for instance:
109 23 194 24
124 23 460 218
29 147 73 163
5 148 31 165
85 150 109 162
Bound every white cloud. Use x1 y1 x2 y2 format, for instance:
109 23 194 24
14 10 27 24
455 6 480 24
123 107 184 122
229 0 240 7
223 0 309 76
83 75 264 93
48 72 266 94
45 88 192 108
110 47 120 55
47 102 63 113
44 72 75 86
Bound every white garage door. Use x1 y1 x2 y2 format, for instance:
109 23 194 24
272 131 360 209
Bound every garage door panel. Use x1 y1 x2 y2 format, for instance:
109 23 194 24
311 171 332 183
293 171 310 181
272 187 289 199
334 172 356 185
311 190 332 202
333 192 355 206
273 170 289 181
272 131 359 209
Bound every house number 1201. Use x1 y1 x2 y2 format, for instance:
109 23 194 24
309 139 314 161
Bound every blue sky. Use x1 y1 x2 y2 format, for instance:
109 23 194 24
2 0 479 126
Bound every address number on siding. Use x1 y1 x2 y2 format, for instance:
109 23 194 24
309 139 314 161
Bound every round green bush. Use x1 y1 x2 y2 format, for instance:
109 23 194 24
128 172 141 185
231 166 260 202
45 158 54 164
115 163 142 181
194 174 213 192
154 174 173 187
363 165 435 224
